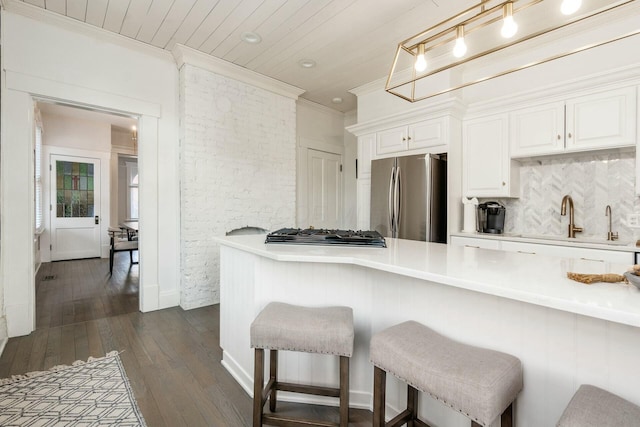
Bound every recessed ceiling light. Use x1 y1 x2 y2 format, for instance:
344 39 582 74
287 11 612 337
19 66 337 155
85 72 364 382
332 97 343 104
241 32 262 44
298 59 316 68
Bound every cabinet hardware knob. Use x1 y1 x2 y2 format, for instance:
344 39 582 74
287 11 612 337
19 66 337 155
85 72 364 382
502 181 506 186
407 136 412 140
402 137 406 141
557 135 561 140
568 132 572 138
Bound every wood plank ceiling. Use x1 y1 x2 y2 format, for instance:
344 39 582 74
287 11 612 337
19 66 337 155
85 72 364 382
13 0 473 112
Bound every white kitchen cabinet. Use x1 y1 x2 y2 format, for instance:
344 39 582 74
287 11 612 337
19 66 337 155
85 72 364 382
408 117 448 150
500 240 632 264
450 236 500 250
375 117 449 156
357 133 375 230
358 133 375 179
510 86 637 157
510 102 565 157
451 236 633 264
566 87 636 151
376 126 407 155
463 113 519 198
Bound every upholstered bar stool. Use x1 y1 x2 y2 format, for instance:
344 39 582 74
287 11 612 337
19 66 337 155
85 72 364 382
250 302 354 427
557 384 640 427
370 321 523 427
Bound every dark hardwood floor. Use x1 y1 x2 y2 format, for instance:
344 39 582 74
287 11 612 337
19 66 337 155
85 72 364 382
0 255 372 426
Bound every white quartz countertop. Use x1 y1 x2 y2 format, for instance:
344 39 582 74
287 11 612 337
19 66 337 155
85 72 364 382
450 231 639 253
215 235 640 327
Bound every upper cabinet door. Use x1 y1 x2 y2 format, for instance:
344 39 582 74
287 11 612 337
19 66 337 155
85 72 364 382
376 125 408 155
566 86 637 151
408 117 447 150
463 113 518 198
510 102 565 158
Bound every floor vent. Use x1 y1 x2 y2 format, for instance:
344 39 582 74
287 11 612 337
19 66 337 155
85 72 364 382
42 275 56 281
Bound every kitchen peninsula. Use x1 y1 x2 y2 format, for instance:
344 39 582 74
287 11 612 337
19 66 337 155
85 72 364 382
215 235 640 426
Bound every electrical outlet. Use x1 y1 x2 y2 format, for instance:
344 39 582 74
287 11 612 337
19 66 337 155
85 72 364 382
627 214 640 228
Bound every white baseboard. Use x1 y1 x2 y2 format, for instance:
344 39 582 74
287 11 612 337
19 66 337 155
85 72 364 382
0 338 7 357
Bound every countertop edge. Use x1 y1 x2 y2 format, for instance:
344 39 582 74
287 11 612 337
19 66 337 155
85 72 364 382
214 235 640 328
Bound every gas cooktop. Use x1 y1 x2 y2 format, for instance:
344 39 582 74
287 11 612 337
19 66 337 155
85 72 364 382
265 228 386 248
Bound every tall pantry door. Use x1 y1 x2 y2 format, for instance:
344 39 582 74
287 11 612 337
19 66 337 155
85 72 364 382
307 149 342 229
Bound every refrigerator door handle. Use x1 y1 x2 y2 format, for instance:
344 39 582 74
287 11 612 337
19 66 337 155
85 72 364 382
388 166 395 235
394 166 401 236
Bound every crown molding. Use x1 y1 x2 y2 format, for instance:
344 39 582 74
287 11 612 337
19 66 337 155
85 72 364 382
346 97 465 136
465 62 640 117
297 98 345 116
172 44 305 100
1 0 173 62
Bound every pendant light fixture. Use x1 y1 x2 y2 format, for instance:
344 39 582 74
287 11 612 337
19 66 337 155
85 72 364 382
561 0 583 14
501 2 518 38
414 44 427 72
452 26 468 58
388 0 637 103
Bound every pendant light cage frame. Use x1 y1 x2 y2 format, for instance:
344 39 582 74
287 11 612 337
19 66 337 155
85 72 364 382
386 0 639 102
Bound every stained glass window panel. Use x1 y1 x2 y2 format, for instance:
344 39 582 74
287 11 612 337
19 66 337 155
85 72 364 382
56 160 95 218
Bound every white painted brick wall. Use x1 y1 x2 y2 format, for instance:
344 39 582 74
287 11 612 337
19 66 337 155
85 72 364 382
179 64 297 309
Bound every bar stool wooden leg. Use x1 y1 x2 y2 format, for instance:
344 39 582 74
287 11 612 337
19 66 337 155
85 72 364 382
253 348 264 427
501 403 513 427
269 349 278 412
407 384 419 427
373 366 386 427
339 356 349 427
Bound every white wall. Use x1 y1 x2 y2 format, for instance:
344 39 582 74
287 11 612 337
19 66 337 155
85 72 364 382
179 63 297 310
1 6 180 337
42 112 111 152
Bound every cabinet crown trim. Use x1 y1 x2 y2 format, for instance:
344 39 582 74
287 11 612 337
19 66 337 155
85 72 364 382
346 98 465 136
465 64 640 118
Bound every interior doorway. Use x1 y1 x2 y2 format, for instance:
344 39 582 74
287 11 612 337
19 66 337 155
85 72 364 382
34 101 140 328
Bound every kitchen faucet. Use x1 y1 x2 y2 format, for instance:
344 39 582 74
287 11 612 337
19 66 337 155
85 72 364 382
560 195 583 238
605 205 619 241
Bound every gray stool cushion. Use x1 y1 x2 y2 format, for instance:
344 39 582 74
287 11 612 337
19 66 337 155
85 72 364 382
370 321 523 427
251 302 354 357
557 384 640 427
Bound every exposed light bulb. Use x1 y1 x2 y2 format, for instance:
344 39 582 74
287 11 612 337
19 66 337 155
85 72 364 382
501 3 518 39
452 26 467 58
561 0 582 15
414 44 427 72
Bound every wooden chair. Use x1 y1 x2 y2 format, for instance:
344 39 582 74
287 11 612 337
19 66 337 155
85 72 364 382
108 227 138 274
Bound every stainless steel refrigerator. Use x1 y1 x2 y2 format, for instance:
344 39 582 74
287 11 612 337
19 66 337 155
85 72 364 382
370 154 447 242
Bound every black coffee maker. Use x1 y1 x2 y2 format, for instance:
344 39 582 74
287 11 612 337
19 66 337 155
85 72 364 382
477 201 506 234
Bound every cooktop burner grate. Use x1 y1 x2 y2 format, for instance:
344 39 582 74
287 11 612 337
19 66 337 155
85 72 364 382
265 228 386 248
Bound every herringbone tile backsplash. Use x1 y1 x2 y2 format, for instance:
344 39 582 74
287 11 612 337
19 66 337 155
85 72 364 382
493 151 640 242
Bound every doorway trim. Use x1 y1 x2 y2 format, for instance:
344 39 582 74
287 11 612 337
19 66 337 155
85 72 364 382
2 70 164 337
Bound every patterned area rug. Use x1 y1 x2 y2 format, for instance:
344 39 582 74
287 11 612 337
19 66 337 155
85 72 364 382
0 351 146 426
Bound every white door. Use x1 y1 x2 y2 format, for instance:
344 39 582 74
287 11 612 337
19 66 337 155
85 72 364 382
50 154 101 260
308 149 342 229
